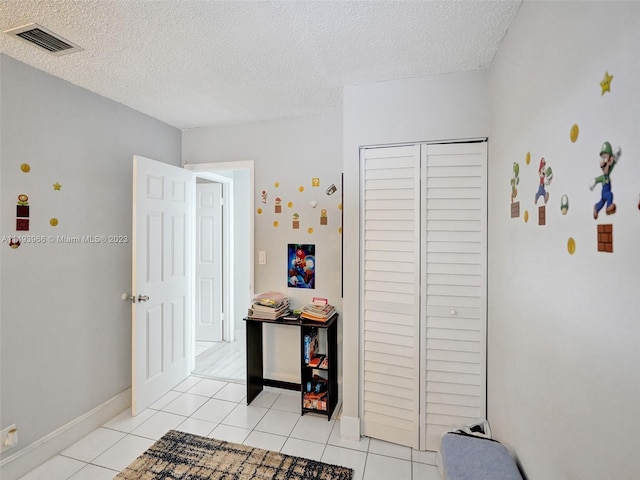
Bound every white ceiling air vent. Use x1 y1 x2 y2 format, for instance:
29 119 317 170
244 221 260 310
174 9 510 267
3 23 83 56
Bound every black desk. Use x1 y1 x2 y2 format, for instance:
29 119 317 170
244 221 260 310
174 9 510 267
244 314 338 420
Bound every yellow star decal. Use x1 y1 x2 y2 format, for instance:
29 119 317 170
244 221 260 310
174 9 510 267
53 182 62 191
600 71 613 95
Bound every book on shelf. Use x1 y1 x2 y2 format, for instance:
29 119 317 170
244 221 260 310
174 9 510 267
280 311 301 322
308 355 325 368
303 329 318 365
303 374 328 410
300 300 336 322
303 391 327 411
247 291 290 320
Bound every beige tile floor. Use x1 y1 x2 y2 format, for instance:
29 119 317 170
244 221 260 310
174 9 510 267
17 376 442 480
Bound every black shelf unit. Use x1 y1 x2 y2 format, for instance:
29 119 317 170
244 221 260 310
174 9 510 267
300 314 338 420
244 313 338 421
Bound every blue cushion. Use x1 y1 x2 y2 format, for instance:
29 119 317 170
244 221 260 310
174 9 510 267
441 433 523 480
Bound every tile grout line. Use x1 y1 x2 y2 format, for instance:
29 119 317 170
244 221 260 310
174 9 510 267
40 378 438 480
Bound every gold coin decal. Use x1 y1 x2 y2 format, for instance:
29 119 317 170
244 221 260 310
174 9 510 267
308 227 314 234
273 221 279 227
288 202 293 208
20 163 31 173
338 227 343 234
567 237 576 255
526 152 531 165
298 186 304 192
524 210 529 223
50 218 58 226
257 208 262 214
570 124 579 143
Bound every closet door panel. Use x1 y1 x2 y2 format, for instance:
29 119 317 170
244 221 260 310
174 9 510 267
361 145 422 449
422 142 487 451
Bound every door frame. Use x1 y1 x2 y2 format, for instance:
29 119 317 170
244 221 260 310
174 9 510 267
185 161 255 346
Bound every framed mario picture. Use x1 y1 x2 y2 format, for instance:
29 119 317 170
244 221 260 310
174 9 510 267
287 244 315 289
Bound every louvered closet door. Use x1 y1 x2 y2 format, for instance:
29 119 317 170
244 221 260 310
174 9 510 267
422 142 487 450
360 145 422 449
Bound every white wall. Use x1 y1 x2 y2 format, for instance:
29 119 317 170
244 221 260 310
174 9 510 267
487 2 640 478
0 55 181 475
183 112 343 383
342 71 488 429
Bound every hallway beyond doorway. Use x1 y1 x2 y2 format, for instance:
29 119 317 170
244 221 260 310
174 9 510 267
193 332 246 383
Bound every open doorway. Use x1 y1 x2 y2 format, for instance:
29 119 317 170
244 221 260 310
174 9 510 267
185 161 254 383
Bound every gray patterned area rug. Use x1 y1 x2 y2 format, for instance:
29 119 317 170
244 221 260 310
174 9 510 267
116 430 354 479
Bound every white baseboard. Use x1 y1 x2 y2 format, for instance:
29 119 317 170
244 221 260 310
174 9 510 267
0 388 131 480
340 415 361 442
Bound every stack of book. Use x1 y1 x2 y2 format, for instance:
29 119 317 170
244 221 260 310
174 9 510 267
303 328 318 365
300 297 336 322
247 291 290 320
303 374 328 411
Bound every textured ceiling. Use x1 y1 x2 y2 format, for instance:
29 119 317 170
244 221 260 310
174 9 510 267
1 0 522 130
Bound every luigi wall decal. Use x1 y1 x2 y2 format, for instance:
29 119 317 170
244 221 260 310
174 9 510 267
589 142 620 254
589 141 621 220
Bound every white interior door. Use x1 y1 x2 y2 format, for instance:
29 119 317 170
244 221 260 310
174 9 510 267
195 182 223 342
132 155 194 415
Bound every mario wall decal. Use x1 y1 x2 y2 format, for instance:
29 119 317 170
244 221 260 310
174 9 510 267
535 157 552 205
534 157 552 226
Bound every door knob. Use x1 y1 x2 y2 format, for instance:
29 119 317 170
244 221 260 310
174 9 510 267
137 294 150 303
